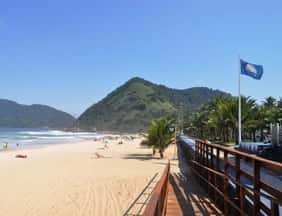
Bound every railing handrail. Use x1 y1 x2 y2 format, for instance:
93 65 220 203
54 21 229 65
191 160 282 205
195 139 282 173
193 139 282 216
142 161 170 216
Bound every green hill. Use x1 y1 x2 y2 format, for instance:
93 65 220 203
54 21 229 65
76 77 230 132
0 99 75 128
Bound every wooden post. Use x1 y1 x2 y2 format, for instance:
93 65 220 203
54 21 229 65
203 141 205 186
199 142 202 163
195 141 198 162
201 142 204 164
198 142 202 185
205 143 208 166
210 146 214 199
253 160 260 216
205 143 209 190
196 141 200 182
210 146 214 169
201 142 204 163
201 141 203 182
207 145 210 166
214 148 219 203
240 185 245 216
271 201 279 216
223 151 229 215
235 154 241 203
215 148 220 204
216 148 220 171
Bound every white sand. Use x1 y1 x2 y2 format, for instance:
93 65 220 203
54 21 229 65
0 137 174 216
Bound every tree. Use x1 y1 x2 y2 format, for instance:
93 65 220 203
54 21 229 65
188 96 258 144
145 118 175 158
277 98 282 108
263 96 277 108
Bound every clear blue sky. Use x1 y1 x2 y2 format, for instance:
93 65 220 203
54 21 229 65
1 0 281 116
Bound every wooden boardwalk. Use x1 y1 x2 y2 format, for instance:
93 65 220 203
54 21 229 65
166 173 223 215
142 143 223 216
166 158 223 216
166 177 182 215
143 139 282 216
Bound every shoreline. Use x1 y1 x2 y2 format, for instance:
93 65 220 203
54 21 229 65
0 127 142 152
0 139 89 153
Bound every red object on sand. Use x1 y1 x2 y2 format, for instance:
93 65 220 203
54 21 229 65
15 154 28 158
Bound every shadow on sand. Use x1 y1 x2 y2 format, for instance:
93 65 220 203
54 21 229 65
123 153 154 161
153 161 177 166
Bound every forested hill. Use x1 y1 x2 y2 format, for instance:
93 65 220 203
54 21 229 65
76 77 230 132
0 99 75 128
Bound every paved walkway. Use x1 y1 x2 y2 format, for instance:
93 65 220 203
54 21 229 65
166 144 223 216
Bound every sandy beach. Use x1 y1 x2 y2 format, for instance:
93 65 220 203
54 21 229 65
0 136 173 216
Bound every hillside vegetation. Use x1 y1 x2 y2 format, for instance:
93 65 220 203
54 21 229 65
76 77 230 132
0 99 75 128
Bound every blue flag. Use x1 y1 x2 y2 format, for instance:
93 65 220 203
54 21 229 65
240 59 263 80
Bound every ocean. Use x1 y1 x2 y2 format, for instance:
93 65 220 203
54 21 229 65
0 128 101 150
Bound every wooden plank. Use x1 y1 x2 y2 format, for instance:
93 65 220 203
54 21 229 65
166 181 183 216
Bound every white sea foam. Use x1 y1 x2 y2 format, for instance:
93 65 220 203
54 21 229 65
0 128 100 150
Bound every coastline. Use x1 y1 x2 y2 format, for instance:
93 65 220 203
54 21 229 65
0 128 104 151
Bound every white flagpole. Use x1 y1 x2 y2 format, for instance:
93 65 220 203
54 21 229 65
238 56 242 145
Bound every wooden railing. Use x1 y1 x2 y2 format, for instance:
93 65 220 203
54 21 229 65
142 161 170 216
123 173 159 216
193 140 282 216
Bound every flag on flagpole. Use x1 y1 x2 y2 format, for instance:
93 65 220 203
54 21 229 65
238 58 264 145
240 59 264 80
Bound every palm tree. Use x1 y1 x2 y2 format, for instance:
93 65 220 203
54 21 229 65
209 97 231 142
186 95 282 144
245 105 263 141
145 118 175 158
264 96 277 108
189 96 258 144
277 98 282 108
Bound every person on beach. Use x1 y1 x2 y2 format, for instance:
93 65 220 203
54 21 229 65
94 152 104 159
